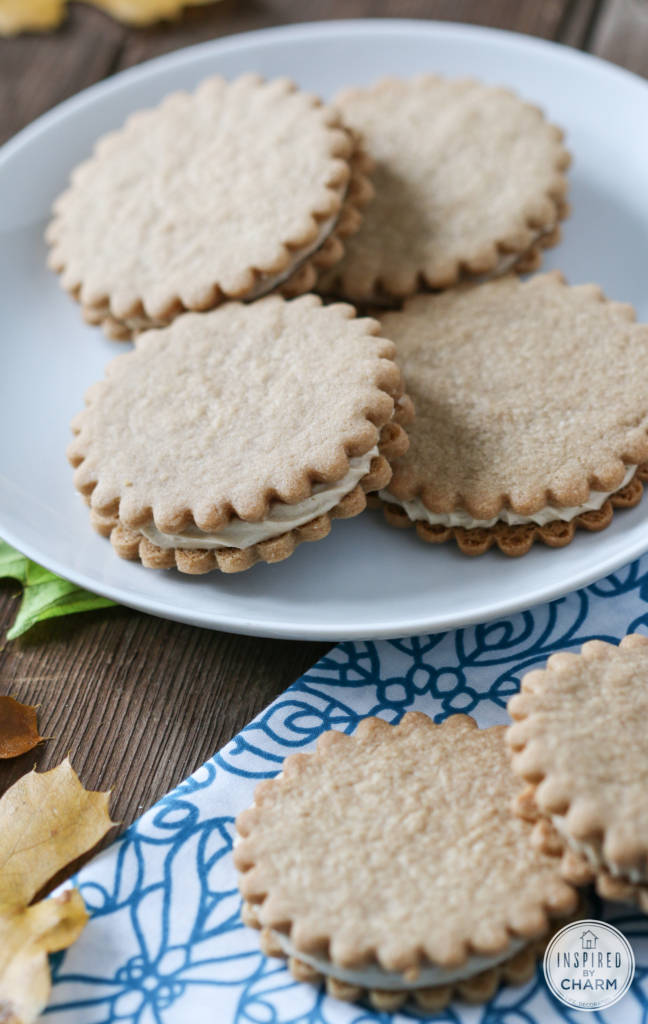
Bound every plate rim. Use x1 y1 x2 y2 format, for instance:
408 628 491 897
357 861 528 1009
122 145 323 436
4 514 648 641
3 17 648 172
3 17 648 641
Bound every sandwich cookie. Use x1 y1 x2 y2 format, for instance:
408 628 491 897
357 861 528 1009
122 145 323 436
46 74 374 340
317 76 569 303
67 295 411 574
376 273 648 556
508 634 648 910
234 713 579 1012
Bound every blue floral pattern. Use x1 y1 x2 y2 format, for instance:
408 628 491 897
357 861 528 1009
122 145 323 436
47 557 648 1023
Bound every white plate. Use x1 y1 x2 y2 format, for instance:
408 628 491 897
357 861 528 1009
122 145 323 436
2 20 648 641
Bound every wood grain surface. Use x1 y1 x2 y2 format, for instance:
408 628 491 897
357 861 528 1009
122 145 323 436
0 0 640 847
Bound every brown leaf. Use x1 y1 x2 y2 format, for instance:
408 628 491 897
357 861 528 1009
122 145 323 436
0 759 115 1023
0 697 43 760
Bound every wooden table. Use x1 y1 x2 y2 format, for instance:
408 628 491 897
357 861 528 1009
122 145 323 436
1 0 647 836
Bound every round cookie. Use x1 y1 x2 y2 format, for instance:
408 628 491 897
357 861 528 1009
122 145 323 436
234 713 579 1012
376 272 648 556
508 634 648 886
46 74 374 340
318 76 569 303
67 294 411 574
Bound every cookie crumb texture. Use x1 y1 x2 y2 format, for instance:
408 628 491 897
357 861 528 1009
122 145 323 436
508 634 648 881
319 76 569 301
67 295 408 573
46 74 370 336
379 273 648 552
234 714 577 980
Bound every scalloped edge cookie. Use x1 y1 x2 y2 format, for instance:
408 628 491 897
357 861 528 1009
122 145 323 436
68 295 412 573
234 713 578 992
317 75 570 303
46 74 374 341
374 273 648 552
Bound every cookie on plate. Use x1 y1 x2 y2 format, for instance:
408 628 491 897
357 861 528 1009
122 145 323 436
317 76 569 303
234 713 579 1012
67 294 411 574
46 74 374 340
507 634 648 909
375 272 648 556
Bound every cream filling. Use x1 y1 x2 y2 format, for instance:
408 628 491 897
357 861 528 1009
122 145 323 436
271 931 528 992
551 814 648 885
478 226 549 282
140 447 378 551
379 466 637 531
244 212 340 300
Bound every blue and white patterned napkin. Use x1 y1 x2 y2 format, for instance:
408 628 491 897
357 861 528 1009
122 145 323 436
46 557 648 1023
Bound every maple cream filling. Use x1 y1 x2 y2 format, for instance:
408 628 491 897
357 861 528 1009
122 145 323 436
140 447 378 551
380 466 637 531
551 814 648 885
480 226 550 281
271 931 529 991
245 212 340 300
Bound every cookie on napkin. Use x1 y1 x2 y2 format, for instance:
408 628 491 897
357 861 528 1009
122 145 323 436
67 295 411 574
46 74 374 340
317 76 569 303
234 713 579 1012
376 272 648 556
508 634 648 910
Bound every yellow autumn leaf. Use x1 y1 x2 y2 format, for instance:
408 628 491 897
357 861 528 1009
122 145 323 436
0 759 115 1024
0 0 65 35
87 0 220 27
0 891 87 1024
0 0 223 34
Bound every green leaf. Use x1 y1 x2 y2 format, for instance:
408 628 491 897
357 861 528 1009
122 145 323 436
0 541 116 639
0 542 30 586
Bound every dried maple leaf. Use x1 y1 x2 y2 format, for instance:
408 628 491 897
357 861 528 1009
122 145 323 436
0 0 65 36
0 758 115 1023
0 697 43 759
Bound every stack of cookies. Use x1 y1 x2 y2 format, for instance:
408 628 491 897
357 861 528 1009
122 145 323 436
50 75 410 572
234 633 648 1012
234 713 583 1012
48 67 648 573
508 633 648 911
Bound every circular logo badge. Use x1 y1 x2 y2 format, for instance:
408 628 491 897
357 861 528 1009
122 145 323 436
543 920 635 1011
